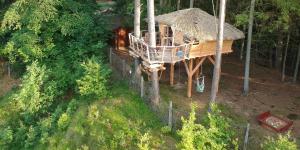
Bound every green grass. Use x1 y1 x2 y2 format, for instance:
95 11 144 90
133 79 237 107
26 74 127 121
37 81 176 149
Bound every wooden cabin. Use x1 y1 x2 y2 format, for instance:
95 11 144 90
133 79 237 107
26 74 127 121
129 8 244 97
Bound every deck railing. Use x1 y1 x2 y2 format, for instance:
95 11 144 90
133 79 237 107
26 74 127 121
129 32 192 64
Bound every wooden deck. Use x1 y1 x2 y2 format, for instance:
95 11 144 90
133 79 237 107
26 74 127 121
129 32 193 65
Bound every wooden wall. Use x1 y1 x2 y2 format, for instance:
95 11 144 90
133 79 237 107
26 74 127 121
189 40 233 58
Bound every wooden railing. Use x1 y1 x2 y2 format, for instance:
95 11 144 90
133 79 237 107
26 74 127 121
129 32 192 64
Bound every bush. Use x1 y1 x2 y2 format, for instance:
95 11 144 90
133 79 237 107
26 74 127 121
12 61 57 114
87 104 99 125
261 133 297 150
177 104 238 150
77 56 111 98
0 126 13 146
137 132 152 150
57 113 70 131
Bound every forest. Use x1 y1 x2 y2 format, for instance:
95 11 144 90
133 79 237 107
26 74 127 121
0 0 299 149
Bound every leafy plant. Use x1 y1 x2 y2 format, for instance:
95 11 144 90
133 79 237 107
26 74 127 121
138 132 152 150
261 133 297 150
177 104 238 150
57 113 70 131
77 56 111 98
0 126 13 146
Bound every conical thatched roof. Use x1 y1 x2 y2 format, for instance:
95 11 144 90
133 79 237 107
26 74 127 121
155 8 245 42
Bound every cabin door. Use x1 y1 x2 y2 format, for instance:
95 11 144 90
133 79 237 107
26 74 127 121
161 25 173 46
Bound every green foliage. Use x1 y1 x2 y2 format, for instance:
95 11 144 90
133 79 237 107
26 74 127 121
138 132 152 150
261 133 297 150
13 61 57 114
77 56 111 98
57 113 71 130
0 126 13 146
177 104 238 150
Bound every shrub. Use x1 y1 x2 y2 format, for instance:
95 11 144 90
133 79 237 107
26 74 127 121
77 56 111 98
177 104 238 150
57 113 70 131
261 133 297 150
138 132 152 150
66 99 78 115
0 126 13 146
87 104 99 125
12 61 57 114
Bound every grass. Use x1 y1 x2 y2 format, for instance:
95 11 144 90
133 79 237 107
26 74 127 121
37 80 176 149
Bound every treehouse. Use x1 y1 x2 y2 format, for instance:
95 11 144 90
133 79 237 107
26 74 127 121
129 8 245 97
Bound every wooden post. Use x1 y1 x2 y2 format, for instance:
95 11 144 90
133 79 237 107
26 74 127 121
7 63 11 78
141 76 144 97
243 0 256 95
170 63 175 86
187 59 193 98
152 68 160 105
122 59 126 78
210 0 227 103
243 123 250 150
109 48 112 65
168 101 173 129
135 58 141 85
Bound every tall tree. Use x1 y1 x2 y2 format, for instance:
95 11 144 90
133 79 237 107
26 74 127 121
293 44 300 83
281 31 290 82
190 0 194 8
243 0 255 95
134 0 142 86
147 0 159 105
210 0 226 103
177 0 181 10
134 0 141 38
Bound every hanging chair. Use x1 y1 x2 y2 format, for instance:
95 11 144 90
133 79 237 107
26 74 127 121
196 75 205 93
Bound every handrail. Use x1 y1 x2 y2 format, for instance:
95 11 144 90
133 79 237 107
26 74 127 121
128 32 192 64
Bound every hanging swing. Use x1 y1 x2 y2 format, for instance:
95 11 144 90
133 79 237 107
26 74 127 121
196 75 205 93
196 64 205 93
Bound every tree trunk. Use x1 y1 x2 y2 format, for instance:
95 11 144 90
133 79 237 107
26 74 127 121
134 0 141 87
293 44 300 83
281 32 290 82
243 0 255 95
134 0 141 38
160 0 163 8
190 0 194 8
210 0 226 103
147 0 160 105
240 25 246 60
275 36 283 69
177 0 181 10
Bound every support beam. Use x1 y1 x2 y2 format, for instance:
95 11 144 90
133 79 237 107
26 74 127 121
183 57 207 98
170 63 175 86
208 56 216 65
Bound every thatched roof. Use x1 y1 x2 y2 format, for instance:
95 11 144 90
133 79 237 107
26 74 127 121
155 8 245 42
